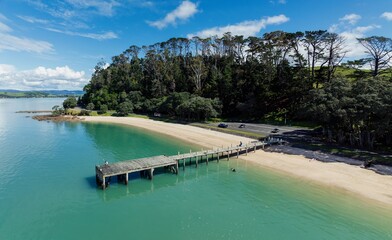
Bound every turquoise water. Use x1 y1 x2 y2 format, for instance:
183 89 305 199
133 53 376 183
0 98 391 240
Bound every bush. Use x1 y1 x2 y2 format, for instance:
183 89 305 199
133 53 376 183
63 97 77 109
99 104 108 114
86 103 95 110
52 105 65 116
116 101 133 116
176 96 220 121
79 110 91 116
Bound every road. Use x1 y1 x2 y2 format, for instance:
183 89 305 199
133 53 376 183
209 122 308 137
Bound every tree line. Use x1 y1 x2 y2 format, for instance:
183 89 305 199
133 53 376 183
79 31 392 149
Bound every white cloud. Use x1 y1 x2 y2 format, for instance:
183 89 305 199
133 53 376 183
0 22 12 32
187 14 289 38
0 33 53 53
0 18 53 53
0 64 16 74
381 12 392 21
340 25 380 58
148 0 198 29
0 14 7 21
0 65 88 90
339 14 361 25
46 27 117 40
17 15 49 24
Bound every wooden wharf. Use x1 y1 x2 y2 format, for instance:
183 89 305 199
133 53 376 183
95 140 271 190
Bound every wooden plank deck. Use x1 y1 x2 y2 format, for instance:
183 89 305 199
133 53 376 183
96 155 176 177
95 140 276 190
95 155 178 189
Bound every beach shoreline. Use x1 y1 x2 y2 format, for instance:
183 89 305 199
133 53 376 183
84 116 392 207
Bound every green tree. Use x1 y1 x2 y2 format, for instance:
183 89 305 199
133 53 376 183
357 36 392 77
63 97 77 109
99 104 108 114
116 101 133 116
86 103 95 110
52 105 65 116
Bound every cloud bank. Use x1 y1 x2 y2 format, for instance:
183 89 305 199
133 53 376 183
0 65 88 90
187 14 289 38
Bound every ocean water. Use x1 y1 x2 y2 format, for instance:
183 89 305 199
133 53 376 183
0 98 391 240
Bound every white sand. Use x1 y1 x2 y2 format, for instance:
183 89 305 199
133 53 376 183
84 116 392 206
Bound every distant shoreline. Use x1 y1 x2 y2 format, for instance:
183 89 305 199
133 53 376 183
83 116 392 207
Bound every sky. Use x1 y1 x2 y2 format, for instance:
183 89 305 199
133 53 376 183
0 0 391 90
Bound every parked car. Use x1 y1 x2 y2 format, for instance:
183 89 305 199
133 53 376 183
239 124 246 128
271 128 279 133
218 123 228 128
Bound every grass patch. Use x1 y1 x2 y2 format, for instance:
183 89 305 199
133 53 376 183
126 113 150 119
190 123 265 139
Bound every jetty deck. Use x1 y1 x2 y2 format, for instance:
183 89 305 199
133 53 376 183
96 155 178 189
95 140 281 190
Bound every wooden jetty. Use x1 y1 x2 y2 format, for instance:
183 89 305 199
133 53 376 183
95 140 272 190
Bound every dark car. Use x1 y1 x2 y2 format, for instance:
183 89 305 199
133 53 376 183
271 128 279 133
218 123 228 128
239 124 246 128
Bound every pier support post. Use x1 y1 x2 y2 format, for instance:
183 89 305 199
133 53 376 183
183 159 185 171
237 149 239 158
102 177 106 190
125 173 128 185
246 147 248 155
148 168 154 180
175 162 179 175
196 156 198 168
254 145 256 152
206 154 208 165
217 152 220 162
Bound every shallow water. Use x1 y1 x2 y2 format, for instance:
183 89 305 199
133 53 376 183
0 98 391 239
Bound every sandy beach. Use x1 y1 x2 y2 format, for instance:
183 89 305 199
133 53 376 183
84 116 392 206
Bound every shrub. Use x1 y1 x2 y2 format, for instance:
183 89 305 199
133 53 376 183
99 104 108 114
63 97 77 109
86 103 95 110
116 101 133 116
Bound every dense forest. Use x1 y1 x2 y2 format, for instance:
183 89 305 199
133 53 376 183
79 31 392 150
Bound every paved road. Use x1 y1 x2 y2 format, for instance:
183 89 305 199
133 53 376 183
210 122 308 137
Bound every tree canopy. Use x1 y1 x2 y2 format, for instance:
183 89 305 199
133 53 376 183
80 31 392 149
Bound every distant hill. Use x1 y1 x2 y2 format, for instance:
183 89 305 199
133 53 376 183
0 90 84 98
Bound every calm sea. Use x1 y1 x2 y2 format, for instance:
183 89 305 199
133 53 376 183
0 98 391 240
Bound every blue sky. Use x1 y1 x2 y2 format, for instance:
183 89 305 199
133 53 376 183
0 0 391 90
